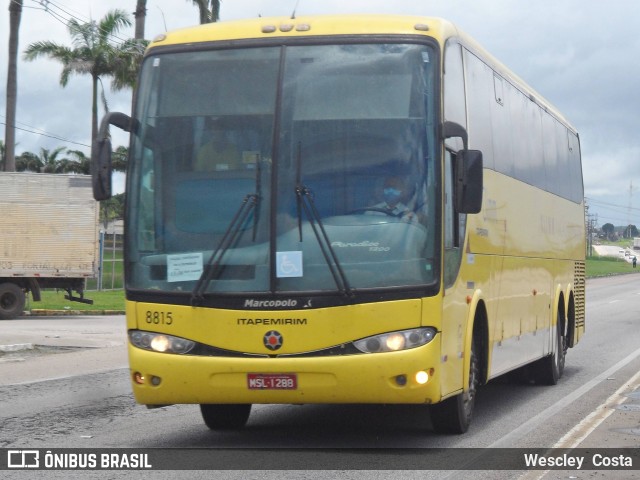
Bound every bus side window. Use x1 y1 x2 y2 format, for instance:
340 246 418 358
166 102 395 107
444 149 466 288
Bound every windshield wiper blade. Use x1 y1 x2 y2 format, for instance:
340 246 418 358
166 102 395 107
191 193 258 305
294 143 353 297
295 185 353 297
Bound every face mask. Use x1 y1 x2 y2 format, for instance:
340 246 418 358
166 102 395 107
383 187 401 204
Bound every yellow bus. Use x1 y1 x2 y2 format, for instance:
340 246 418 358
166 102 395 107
93 14 585 434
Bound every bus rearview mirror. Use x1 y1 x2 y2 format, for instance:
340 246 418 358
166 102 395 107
456 149 483 214
91 112 132 201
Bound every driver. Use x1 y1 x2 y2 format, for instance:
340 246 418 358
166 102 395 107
367 176 416 221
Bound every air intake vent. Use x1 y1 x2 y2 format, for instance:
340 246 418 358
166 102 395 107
573 261 586 328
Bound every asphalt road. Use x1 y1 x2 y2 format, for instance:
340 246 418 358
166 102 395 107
1 275 639 479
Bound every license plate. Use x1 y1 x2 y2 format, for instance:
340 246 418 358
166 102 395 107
247 373 297 390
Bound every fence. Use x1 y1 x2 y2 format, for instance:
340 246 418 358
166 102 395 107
87 231 124 290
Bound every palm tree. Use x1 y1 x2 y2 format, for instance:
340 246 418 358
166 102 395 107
112 145 129 172
23 10 141 153
15 151 42 173
189 0 221 24
134 0 147 39
40 146 70 173
4 0 23 172
15 146 68 173
66 149 91 174
0 139 5 170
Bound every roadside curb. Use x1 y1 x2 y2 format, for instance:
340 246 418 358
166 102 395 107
0 343 34 353
24 309 126 316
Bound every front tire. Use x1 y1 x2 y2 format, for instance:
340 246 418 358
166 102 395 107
200 404 252 430
0 282 26 320
431 338 479 434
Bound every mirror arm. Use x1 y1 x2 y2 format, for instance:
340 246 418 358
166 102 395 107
442 121 469 150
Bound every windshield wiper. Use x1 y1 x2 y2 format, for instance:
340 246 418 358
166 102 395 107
191 156 262 305
191 193 258 305
295 143 353 297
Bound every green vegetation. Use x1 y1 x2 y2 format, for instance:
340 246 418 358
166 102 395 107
27 289 125 313
586 255 639 278
87 249 124 290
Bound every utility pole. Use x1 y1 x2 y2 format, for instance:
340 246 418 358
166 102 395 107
584 200 598 258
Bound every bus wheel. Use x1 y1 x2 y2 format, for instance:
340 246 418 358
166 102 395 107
0 282 26 321
430 338 479 434
533 316 566 385
200 404 252 430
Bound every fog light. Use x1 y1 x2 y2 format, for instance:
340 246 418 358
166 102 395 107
133 372 145 384
151 376 162 386
395 374 407 386
415 370 429 385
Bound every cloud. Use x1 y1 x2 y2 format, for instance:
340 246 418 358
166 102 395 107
1 0 639 223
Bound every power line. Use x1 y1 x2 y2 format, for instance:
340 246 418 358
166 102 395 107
0 115 90 149
27 0 132 45
585 197 640 213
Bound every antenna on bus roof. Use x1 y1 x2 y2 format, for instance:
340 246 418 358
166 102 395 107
291 0 301 19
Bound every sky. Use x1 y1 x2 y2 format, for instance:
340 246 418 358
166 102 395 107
1 0 639 228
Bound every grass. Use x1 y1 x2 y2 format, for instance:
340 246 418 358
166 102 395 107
586 255 639 278
28 289 125 313
86 249 124 290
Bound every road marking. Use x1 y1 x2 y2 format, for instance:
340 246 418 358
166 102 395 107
518 367 640 480
439 347 640 480
490 345 640 448
554 367 640 448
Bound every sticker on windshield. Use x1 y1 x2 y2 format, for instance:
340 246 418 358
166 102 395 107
167 252 203 282
276 251 303 278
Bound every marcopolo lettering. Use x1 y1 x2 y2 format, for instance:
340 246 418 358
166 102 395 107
244 298 298 308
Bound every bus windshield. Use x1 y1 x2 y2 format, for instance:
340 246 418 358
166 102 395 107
126 42 438 296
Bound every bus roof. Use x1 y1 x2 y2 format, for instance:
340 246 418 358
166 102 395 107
149 15 457 46
148 14 575 132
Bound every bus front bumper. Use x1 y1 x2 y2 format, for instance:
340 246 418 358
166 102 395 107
128 343 443 406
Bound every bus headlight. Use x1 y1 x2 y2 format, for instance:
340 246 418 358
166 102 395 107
353 327 437 353
129 330 196 354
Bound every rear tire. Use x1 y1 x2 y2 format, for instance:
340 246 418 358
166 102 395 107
431 338 479 434
533 316 566 385
200 404 252 430
0 282 26 320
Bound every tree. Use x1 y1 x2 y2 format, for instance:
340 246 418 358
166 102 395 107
66 149 91 174
189 0 221 24
134 0 147 39
23 10 140 153
15 146 67 173
99 193 125 229
601 223 615 240
624 225 638 239
15 150 42 172
112 145 128 172
4 0 23 172
0 139 5 170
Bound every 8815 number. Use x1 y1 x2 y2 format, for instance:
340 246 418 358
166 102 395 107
145 311 173 325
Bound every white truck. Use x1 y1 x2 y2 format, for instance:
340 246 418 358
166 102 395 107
634 238 640 250
0 172 99 320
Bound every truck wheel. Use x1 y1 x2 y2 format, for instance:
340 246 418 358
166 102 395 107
200 404 252 430
0 282 26 320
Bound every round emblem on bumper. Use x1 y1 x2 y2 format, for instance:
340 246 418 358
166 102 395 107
263 330 283 351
